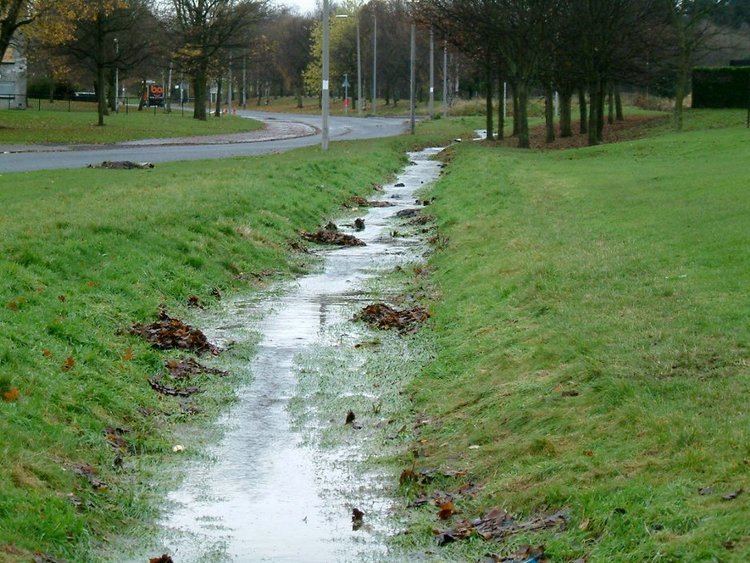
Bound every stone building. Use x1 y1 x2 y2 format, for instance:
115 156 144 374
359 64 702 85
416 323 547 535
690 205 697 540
0 45 28 109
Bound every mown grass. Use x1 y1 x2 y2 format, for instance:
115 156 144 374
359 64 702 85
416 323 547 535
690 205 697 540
402 109 750 560
0 110 263 145
0 116 477 561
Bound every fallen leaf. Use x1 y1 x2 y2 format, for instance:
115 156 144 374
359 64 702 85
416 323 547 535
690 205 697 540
2 388 20 402
578 518 590 531
58 295 66 302
149 555 173 563
62 356 76 371
122 348 134 361
86 281 96 288
6 300 18 311
438 501 457 520
42 349 52 357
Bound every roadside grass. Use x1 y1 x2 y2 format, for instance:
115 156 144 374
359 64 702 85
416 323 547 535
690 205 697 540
401 109 750 560
0 110 263 145
0 116 478 561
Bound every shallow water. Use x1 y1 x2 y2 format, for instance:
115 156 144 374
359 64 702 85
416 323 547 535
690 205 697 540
145 148 444 562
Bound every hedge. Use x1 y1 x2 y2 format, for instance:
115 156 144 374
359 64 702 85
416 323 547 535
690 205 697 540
692 66 750 109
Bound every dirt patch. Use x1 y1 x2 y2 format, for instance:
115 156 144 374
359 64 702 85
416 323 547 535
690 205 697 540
130 308 219 355
435 507 569 546
88 161 154 170
356 303 430 333
489 114 665 150
302 230 366 246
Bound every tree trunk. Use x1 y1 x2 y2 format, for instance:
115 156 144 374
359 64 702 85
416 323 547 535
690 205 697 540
560 91 572 137
138 79 146 111
596 80 605 139
485 61 494 141
615 83 624 121
295 83 303 108
215 78 222 117
588 81 599 146
107 68 116 113
192 64 208 120
607 84 614 124
512 82 520 136
674 63 688 131
496 74 504 140
516 80 530 148
96 64 106 126
544 83 555 143
578 88 587 134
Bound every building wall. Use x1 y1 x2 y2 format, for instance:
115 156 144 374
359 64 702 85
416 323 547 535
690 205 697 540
0 46 28 109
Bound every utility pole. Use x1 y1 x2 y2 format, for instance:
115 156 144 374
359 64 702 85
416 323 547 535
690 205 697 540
409 23 416 134
166 60 173 113
322 0 330 150
114 38 119 113
429 27 434 118
442 41 448 118
242 56 247 108
343 73 349 114
227 51 232 113
372 13 377 114
356 14 362 115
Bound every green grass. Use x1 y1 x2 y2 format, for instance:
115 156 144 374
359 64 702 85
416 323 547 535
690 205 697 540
402 109 750 561
0 110 263 145
0 116 477 561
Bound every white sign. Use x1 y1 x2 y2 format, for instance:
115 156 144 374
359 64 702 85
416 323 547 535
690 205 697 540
322 80 329 90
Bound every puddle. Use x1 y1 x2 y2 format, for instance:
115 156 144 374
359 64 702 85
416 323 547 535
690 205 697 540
136 148 444 562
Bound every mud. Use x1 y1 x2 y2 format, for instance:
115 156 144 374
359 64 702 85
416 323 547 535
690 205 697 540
357 303 430 333
133 148 445 562
130 308 219 355
301 229 366 247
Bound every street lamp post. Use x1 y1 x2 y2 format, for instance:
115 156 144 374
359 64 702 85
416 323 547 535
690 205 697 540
322 0 330 150
372 13 377 114
114 38 119 113
429 27 434 118
356 15 362 115
442 41 448 117
409 23 416 134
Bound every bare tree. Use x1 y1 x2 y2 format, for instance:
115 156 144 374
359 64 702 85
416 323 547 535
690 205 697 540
169 0 266 120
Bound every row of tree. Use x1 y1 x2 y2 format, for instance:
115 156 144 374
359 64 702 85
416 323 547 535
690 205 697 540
416 0 735 147
1 0 747 137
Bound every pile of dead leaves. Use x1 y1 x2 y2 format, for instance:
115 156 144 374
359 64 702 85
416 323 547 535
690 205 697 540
130 308 219 355
435 507 569 546
88 161 154 170
301 230 366 247
147 357 229 397
346 195 394 208
357 303 430 333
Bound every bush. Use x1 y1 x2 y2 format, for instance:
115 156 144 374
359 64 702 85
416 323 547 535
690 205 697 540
27 78 77 101
692 67 750 108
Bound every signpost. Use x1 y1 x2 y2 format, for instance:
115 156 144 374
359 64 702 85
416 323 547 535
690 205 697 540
343 74 350 114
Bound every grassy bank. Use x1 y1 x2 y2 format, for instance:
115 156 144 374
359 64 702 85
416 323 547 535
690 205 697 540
0 117 477 561
0 110 263 145
404 110 750 560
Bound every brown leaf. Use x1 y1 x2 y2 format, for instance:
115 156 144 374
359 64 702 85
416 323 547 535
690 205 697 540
42 349 52 357
149 555 173 563
122 348 134 361
578 518 590 531
62 356 76 371
86 281 96 288
438 501 457 520
2 388 20 402
5 300 18 311
58 295 66 302
356 303 430 333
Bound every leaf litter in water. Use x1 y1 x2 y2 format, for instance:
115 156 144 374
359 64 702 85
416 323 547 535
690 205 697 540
356 303 430 333
301 230 366 247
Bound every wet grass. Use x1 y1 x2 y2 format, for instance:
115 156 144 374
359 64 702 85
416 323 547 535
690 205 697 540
401 108 750 560
0 110 263 145
0 116 478 561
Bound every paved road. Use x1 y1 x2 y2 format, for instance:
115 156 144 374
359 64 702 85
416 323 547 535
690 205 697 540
0 110 409 173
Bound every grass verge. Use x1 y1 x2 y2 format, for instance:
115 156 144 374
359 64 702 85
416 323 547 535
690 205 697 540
0 110 263 145
401 109 750 560
0 116 478 561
